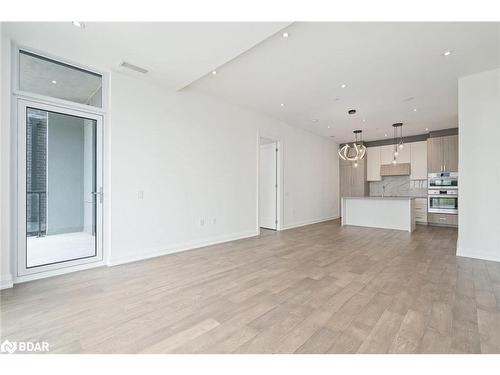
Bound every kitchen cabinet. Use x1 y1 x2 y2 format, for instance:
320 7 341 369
410 141 427 180
442 135 459 172
370 141 427 180
367 146 382 181
380 143 410 165
427 213 458 227
396 144 411 163
340 158 368 199
414 197 427 224
380 145 395 165
427 135 458 173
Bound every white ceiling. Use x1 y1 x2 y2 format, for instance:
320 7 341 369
4 22 290 90
4 22 500 143
188 22 500 142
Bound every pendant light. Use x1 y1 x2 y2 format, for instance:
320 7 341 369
338 130 367 167
391 123 404 164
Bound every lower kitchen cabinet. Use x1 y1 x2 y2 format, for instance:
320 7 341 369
427 213 458 227
414 198 427 224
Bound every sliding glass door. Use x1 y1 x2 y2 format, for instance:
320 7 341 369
17 99 103 276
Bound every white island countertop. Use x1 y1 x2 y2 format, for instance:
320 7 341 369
343 196 416 200
341 196 416 232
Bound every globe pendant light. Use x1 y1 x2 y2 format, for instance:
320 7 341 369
391 123 404 164
338 130 367 167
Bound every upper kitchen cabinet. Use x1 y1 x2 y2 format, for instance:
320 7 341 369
396 143 411 163
380 145 395 165
379 143 410 165
427 135 458 173
367 146 382 181
410 141 427 180
442 135 459 172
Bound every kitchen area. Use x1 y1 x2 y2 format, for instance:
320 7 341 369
340 125 458 232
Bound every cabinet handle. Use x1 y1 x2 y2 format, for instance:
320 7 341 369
444 164 446 172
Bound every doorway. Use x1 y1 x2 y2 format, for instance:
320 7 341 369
17 99 103 276
259 137 279 231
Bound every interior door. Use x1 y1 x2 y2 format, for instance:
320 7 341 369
17 99 103 276
259 142 277 230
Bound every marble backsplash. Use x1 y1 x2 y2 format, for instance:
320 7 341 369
369 176 427 198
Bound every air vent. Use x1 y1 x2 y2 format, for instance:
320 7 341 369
120 61 148 74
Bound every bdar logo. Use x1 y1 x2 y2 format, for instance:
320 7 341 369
1 339 17 354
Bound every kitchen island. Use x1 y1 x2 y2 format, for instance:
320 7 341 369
341 196 416 232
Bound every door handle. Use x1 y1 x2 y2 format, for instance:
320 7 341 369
91 187 103 203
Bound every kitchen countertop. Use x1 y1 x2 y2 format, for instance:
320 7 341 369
342 196 416 200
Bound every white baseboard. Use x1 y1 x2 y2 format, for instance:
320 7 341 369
456 246 500 263
108 229 259 266
1 274 14 290
281 216 340 231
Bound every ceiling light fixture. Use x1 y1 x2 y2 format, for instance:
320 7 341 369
280 103 285 107
51 80 57 84
312 119 319 123
442 50 452 57
282 32 289 38
338 130 366 166
413 108 417 112
341 84 347 88
425 127 429 131
72 21 85 28
392 123 404 164
211 70 217 75
362 119 366 122
327 126 331 129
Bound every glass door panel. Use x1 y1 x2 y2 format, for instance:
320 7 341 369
18 100 102 275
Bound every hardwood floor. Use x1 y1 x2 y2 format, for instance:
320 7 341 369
2 219 500 354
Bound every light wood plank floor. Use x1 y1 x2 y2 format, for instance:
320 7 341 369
2 219 500 354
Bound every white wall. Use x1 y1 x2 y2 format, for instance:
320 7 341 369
107 73 339 265
457 68 500 262
1 24 14 289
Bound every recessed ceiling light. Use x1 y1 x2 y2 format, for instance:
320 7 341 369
72 21 85 28
413 108 417 112
280 103 285 107
327 126 331 129
211 70 217 75
341 84 347 88
425 127 429 131
51 80 57 84
312 119 319 123
362 119 366 122
282 32 289 38
442 50 452 57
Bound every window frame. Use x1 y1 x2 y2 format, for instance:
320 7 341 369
12 44 109 114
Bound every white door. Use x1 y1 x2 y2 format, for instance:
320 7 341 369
259 142 277 230
17 99 103 276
